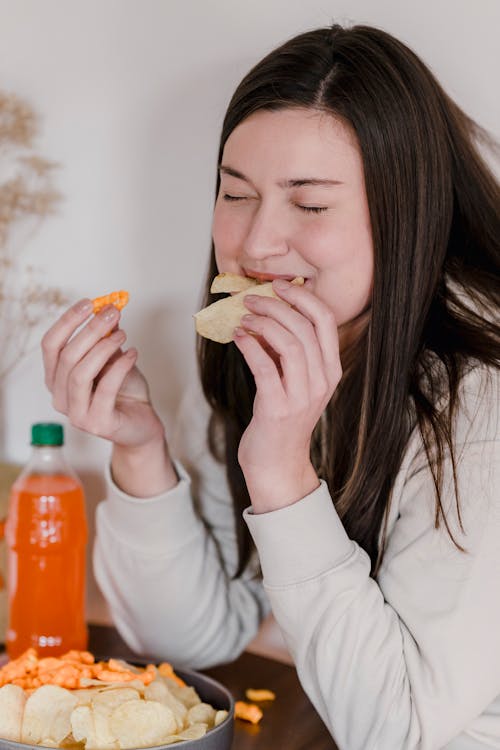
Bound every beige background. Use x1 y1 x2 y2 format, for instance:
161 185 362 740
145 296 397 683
0 0 499 632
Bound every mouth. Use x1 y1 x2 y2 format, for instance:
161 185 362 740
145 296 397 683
243 269 306 283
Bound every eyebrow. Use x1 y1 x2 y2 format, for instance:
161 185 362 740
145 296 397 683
219 165 343 188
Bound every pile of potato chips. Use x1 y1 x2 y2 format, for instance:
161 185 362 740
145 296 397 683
0 650 229 749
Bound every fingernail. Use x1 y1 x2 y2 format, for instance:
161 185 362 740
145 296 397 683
273 279 290 290
109 329 125 342
100 305 118 322
75 299 93 314
233 327 246 338
242 314 255 323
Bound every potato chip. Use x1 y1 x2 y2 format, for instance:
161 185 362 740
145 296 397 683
187 701 216 727
71 688 95 706
22 685 79 745
166 682 202 710
144 680 187 731
87 688 140 750
177 723 208 740
109 699 177 749
0 684 26 741
70 705 98 748
195 277 304 343
153 722 209 745
93 705 121 750
155 738 182 746
80 678 146 692
214 709 229 727
210 273 259 294
91 687 141 709
157 663 185 688
194 282 274 343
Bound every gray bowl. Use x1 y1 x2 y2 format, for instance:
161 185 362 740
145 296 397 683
0 666 234 750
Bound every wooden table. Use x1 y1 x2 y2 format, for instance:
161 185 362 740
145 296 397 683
89 623 337 750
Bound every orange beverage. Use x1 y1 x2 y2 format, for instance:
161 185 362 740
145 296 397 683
5 423 88 658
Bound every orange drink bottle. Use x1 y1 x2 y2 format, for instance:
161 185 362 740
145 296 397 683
5 422 88 658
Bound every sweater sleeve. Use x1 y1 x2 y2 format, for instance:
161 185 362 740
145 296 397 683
93 381 270 669
244 364 500 750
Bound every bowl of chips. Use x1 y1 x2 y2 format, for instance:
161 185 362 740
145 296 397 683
0 650 234 750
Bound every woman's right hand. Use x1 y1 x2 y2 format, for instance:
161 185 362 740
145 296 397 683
41 298 164 449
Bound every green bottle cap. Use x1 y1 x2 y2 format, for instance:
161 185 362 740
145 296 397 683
31 423 64 446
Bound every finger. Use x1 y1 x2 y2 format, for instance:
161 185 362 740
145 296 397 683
52 305 121 410
233 329 285 404
42 298 94 390
271 280 341 386
240 313 310 402
88 349 138 434
243 294 325 396
65 330 127 426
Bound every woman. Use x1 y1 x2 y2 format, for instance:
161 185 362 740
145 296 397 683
42 24 500 750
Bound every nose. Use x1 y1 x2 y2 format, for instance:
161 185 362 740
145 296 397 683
243 200 289 260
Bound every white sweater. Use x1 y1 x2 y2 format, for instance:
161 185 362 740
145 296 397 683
93 363 500 750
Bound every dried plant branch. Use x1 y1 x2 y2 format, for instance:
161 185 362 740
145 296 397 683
0 89 68 382
0 92 36 146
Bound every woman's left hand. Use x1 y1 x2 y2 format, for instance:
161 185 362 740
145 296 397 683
233 279 342 513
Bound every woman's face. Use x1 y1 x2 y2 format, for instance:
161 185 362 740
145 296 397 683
212 107 374 329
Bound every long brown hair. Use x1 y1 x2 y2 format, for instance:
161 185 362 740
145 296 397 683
197 24 500 577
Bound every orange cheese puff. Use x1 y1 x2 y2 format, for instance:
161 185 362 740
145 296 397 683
60 650 95 664
92 290 129 314
0 648 38 686
245 688 276 702
158 662 187 687
234 701 264 724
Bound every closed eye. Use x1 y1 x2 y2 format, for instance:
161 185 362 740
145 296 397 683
223 194 247 202
223 194 327 213
297 205 328 214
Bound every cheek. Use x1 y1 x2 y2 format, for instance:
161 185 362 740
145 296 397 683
300 220 373 323
295 220 351 271
212 204 244 264
211 203 225 248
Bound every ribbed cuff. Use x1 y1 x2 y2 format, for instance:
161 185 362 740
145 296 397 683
243 480 354 588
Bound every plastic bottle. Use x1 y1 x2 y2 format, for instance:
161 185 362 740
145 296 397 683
5 422 88 658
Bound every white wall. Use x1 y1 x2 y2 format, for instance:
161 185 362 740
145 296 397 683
0 0 499 622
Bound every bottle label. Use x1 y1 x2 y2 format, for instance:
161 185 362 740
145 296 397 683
7 630 63 649
37 634 63 648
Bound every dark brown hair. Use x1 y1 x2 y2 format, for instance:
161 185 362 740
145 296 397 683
197 24 500 577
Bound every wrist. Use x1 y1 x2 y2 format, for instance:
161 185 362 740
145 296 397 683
243 461 320 514
111 436 179 498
